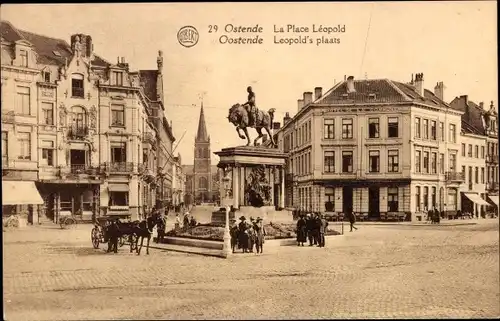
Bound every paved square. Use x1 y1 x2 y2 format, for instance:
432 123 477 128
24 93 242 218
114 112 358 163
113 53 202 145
3 220 499 319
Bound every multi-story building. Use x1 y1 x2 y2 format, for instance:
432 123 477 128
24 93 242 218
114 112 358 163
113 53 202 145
450 96 498 216
273 74 466 221
172 153 186 208
1 21 172 223
183 103 220 205
1 21 43 225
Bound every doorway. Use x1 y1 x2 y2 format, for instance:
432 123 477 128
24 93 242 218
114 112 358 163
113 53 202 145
368 187 380 219
70 149 86 173
342 187 353 215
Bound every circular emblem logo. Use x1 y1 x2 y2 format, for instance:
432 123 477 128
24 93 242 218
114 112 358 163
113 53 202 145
177 26 199 48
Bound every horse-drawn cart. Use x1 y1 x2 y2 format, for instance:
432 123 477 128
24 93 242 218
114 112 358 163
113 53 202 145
91 216 137 250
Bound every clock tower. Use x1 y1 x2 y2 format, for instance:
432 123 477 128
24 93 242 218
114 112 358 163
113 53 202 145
193 103 212 202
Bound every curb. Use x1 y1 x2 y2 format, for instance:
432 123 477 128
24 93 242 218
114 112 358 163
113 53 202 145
126 242 226 259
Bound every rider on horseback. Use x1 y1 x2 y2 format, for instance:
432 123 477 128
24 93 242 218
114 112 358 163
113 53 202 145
243 86 257 127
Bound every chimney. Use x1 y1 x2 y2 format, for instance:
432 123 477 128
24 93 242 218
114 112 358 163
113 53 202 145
344 75 347 81
303 92 313 106
121 57 125 64
434 81 445 101
273 122 281 130
461 95 468 105
314 87 323 101
283 112 291 125
414 73 424 96
479 102 484 109
297 99 304 111
117 56 120 64
157 50 164 72
85 36 93 58
346 76 356 93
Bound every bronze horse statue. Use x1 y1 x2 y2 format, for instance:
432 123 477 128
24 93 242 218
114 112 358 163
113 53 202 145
227 104 276 147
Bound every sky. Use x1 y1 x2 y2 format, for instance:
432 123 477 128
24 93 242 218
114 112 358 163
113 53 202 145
1 2 497 165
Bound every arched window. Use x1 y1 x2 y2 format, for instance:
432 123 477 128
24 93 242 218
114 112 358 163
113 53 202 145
71 73 84 98
198 176 208 190
71 106 87 128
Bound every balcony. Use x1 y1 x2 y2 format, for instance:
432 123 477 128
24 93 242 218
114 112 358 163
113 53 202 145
103 162 135 173
486 154 499 164
68 125 89 139
142 132 156 145
72 87 84 98
69 164 98 175
138 163 156 183
487 182 499 192
445 171 465 183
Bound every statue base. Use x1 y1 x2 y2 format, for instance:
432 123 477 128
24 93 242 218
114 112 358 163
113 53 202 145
214 145 288 213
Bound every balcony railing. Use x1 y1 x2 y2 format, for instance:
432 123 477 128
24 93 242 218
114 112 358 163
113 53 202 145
445 171 465 182
68 125 89 139
72 87 84 98
486 154 499 163
142 132 156 145
103 162 135 173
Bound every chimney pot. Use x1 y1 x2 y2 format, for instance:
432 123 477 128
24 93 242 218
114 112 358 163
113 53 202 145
314 87 323 101
117 57 120 64
303 92 313 106
298 99 304 111
414 73 424 96
480 102 484 109
346 76 356 93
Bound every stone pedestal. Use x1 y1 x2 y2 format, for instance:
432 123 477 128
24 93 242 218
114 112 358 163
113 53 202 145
213 146 290 223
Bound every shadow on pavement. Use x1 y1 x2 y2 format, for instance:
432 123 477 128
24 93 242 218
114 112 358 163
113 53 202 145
43 246 109 256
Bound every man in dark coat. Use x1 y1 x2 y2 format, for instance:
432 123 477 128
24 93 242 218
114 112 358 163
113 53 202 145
318 214 329 247
107 219 121 253
296 215 307 246
238 216 249 253
253 217 266 253
313 213 322 244
348 211 358 232
306 214 316 246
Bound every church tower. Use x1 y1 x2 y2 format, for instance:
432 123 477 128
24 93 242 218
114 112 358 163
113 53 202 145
193 103 212 202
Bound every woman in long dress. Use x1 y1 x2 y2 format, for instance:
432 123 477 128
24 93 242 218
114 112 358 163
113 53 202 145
296 215 307 246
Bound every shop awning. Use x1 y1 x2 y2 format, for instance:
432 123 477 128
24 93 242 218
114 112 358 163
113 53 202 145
463 192 490 206
2 181 44 205
108 184 129 192
488 195 499 207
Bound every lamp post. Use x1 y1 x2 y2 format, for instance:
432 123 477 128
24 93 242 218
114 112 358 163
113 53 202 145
222 171 232 258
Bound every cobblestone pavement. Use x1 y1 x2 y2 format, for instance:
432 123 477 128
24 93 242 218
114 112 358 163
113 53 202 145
3 220 499 320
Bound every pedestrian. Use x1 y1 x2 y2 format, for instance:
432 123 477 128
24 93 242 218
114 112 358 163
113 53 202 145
305 214 315 246
107 219 120 253
156 213 166 243
253 217 266 253
313 213 321 245
348 211 358 232
318 214 329 247
296 215 307 246
183 212 190 230
175 213 181 230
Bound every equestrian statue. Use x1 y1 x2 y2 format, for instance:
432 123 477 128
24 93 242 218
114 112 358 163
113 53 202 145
227 86 276 147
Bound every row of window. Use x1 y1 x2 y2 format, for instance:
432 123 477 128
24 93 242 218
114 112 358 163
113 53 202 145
487 142 498 158
283 119 312 152
461 143 486 159
415 151 451 174
322 150 400 173
290 151 312 176
320 187 400 212
415 117 457 143
463 165 499 185
323 117 400 140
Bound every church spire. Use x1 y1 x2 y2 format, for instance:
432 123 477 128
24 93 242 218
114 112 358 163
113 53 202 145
195 102 209 142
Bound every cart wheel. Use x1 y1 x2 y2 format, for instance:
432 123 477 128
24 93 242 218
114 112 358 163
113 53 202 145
129 234 138 250
91 227 100 249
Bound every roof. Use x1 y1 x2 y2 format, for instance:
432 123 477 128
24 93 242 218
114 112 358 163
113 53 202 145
195 103 209 142
449 96 486 135
315 78 449 108
1 20 110 67
139 70 158 101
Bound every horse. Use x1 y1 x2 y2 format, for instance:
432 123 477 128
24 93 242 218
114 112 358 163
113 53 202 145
133 215 159 255
227 103 276 147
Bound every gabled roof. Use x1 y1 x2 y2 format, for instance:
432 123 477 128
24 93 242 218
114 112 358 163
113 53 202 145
449 96 486 135
315 78 449 108
1 20 111 68
139 70 158 101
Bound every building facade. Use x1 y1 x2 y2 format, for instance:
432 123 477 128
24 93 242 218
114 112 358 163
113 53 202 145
273 74 469 221
1 21 175 223
172 153 186 208
450 96 499 216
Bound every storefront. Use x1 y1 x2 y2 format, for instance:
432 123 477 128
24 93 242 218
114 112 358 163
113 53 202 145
2 180 44 226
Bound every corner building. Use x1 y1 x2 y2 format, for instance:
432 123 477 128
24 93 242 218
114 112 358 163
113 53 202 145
275 74 465 221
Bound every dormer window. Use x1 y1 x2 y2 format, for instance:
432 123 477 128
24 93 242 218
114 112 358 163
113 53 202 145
43 71 51 83
112 71 123 86
19 49 28 68
71 73 84 98
52 50 61 57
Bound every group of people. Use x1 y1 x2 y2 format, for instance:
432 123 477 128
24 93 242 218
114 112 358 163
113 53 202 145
295 213 330 247
230 216 266 254
174 212 198 231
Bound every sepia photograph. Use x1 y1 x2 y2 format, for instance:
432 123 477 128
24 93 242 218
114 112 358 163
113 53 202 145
1 1 498 319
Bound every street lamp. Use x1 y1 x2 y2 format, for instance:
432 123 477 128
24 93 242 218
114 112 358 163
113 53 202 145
221 171 232 258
